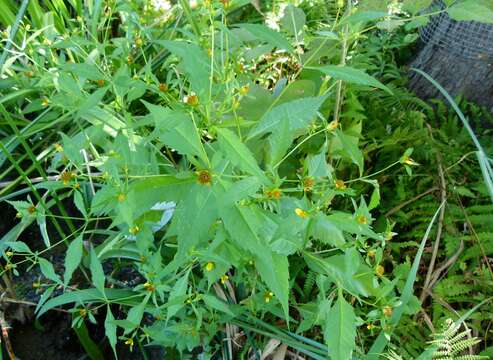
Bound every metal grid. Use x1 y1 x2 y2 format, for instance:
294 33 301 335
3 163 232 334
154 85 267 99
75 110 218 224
419 0 493 59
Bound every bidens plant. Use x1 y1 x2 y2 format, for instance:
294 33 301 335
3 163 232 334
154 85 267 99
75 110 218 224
2 0 479 358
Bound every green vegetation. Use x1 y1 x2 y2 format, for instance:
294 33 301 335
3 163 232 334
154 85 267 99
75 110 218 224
0 0 492 358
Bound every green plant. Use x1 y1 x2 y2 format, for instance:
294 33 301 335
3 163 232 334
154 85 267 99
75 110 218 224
0 0 492 359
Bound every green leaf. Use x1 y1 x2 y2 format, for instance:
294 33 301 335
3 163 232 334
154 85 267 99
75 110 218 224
216 128 268 183
167 270 190 322
307 65 392 94
248 96 326 139
145 102 208 165
221 205 289 321
38 258 62 284
238 24 293 52
37 288 140 317
367 202 445 359
64 235 83 286
309 214 345 248
90 246 106 296
280 5 306 37
105 307 118 359
125 293 150 333
325 293 356 360
448 0 493 24
74 191 87 217
202 294 235 316
156 40 211 98
334 129 364 175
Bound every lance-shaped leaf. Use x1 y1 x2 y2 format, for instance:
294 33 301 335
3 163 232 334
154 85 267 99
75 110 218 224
324 293 356 360
307 65 392 94
238 24 293 52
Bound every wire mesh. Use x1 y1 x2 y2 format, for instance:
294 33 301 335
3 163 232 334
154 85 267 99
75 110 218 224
419 0 493 60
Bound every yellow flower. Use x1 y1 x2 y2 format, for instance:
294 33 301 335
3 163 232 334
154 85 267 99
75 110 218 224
383 306 392 317
135 37 143 47
367 249 376 257
54 143 63 152
79 308 87 318
401 155 419 166
327 120 339 131
265 188 282 199
239 85 250 95
264 291 274 303
125 338 134 350
357 215 368 225
5 251 13 257
96 79 105 87
27 205 36 214
143 282 155 292
220 275 229 284
32 281 41 289
60 171 75 185
41 98 49 107
129 225 140 235
295 208 308 218
15 212 22 219
367 323 376 330
205 262 215 272
127 54 134 64
117 193 126 202
375 265 385 277
334 179 346 190
159 83 168 92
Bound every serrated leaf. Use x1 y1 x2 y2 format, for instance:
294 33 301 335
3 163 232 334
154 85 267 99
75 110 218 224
74 191 87 217
325 294 356 360
216 128 267 183
90 246 106 296
309 214 345 247
221 205 289 321
238 24 293 52
64 235 83 286
145 102 207 165
334 129 364 175
125 293 150 333
105 307 118 359
307 65 392 94
38 258 62 284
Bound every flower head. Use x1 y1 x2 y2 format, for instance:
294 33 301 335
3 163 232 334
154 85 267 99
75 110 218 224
220 274 229 284
327 120 339 131
197 170 212 185
205 262 215 272
357 215 368 225
264 291 274 303
334 179 346 190
375 264 385 277
295 208 308 218
383 306 392 317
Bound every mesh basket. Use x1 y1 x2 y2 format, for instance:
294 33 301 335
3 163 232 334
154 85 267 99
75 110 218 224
419 0 493 60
